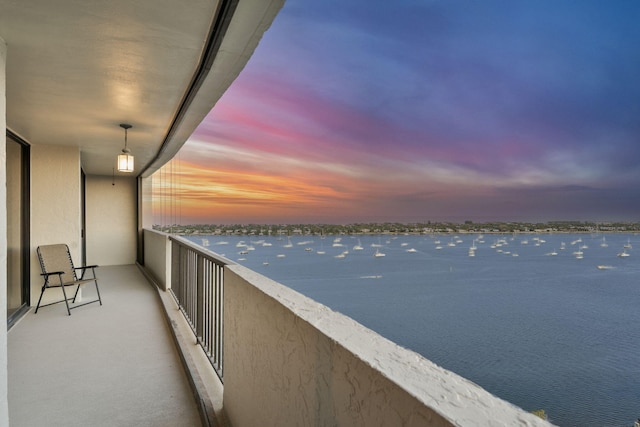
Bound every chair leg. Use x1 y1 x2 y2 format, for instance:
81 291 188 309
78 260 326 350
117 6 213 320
61 286 71 315
94 279 103 306
58 276 71 316
72 283 81 303
34 285 47 314
92 267 102 306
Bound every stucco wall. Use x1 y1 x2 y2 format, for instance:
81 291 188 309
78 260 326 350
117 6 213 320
223 264 553 427
85 175 137 266
142 228 170 290
30 144 82 306
1 35 10 427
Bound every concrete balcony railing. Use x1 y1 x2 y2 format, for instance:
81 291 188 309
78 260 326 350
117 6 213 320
142 228 554 426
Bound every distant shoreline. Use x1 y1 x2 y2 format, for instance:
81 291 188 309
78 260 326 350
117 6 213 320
154 221 640 236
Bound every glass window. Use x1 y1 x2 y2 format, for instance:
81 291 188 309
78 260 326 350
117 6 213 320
6 134 29 326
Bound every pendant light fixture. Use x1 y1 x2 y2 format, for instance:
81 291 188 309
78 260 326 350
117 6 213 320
117 123 134 172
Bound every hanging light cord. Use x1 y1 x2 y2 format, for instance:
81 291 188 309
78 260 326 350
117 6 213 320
123 127 129 153
120 123 132 153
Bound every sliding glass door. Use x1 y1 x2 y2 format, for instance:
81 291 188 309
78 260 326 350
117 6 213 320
6 132 29 328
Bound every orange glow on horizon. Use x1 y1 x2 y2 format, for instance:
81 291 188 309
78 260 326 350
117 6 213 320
152 158 359 224
151 155 504 225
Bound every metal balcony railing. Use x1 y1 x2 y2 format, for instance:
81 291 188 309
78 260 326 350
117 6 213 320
169 236 227 381
153 232 553 426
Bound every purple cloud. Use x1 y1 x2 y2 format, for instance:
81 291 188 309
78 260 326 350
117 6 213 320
177 0 640 223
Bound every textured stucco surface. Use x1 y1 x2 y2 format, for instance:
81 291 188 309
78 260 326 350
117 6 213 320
223 264 553 427
85 175 137 266
1 36 10 427
30 144 82 306
142 228 171 290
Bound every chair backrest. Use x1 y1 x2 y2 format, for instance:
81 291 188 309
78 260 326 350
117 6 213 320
37 244 77 283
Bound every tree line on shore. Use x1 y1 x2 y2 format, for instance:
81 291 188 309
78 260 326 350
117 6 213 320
154 220 640 236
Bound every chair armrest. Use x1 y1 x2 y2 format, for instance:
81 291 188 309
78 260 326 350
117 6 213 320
41 271 65 277
74 265 99 270
74 265 98 280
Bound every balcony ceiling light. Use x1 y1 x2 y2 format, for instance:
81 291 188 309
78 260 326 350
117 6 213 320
117 123 134 173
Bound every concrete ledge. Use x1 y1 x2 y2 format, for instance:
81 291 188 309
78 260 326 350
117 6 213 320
137 263 226 427
142 229 172 291
223 264 554 426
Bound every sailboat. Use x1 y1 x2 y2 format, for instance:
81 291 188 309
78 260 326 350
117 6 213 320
373 249 386 257
573 248 584 259
618 249 630 258
600 237 608 248
334 251 347 259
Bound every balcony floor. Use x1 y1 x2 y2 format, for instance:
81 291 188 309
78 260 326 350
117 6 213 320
8 265 202 427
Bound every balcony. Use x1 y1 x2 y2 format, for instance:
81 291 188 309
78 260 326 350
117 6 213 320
8 264 209 427
7 226 556 426
9 230 554 426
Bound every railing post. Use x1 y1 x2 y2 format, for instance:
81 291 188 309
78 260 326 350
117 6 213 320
215 264 223 375
168 235 228 381
196 254 204 343
171 240 180 300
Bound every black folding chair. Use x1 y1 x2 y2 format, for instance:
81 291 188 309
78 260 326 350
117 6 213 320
36 244 102 315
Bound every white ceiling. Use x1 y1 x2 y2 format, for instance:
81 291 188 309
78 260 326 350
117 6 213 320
1 0 285 177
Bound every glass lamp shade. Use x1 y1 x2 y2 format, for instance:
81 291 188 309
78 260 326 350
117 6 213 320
117 152 134 172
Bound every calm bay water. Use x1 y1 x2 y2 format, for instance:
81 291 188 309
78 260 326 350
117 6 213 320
185 232 640 427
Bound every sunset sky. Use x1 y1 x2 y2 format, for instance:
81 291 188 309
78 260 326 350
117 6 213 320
157 0 640 225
